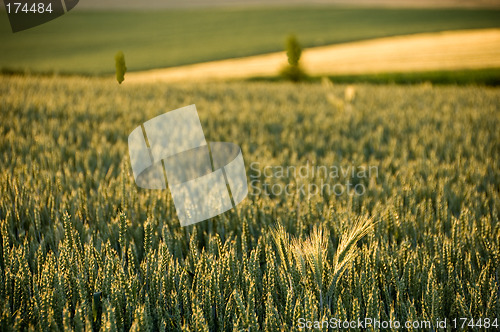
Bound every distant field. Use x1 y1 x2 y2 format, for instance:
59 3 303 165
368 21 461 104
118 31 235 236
126 29 500 84
1 7 500 74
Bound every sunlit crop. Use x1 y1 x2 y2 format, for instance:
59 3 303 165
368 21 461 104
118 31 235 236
0 76 498 330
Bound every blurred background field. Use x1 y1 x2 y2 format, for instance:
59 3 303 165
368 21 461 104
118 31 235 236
124 28 500 85
1 6 500 75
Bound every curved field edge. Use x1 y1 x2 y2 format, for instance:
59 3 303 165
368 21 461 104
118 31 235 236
4 68 500 87
0 76 499 330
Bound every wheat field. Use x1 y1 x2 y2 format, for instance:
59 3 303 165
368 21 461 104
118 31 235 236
0 75 499 330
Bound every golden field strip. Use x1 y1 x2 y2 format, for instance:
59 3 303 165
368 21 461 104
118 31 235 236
127 29 500 83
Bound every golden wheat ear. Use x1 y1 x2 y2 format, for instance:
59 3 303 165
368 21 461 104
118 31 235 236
327 216 376 296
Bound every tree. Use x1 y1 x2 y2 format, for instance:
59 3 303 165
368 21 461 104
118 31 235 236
115 51 127 84
280 34 307 82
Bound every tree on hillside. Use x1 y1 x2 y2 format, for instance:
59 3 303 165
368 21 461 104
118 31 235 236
115 51 127 84
280 34 307 82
